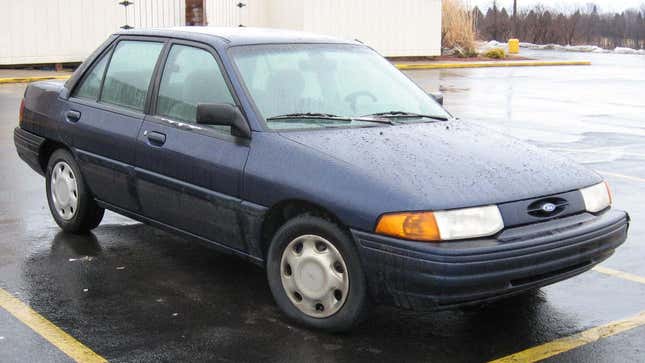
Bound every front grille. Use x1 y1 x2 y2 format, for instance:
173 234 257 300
527 197 569 218
498 189 586 228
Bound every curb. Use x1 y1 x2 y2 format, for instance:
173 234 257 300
0 75 71 84
395 60 592 70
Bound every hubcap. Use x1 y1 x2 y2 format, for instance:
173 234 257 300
280 235 349 318
50 161 78 220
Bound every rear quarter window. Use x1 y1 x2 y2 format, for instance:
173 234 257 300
73 53 109 100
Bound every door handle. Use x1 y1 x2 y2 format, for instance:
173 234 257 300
145 130 166 146
66 110 81 122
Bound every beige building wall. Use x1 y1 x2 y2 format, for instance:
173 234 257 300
0 0 440 65
0 0 184 65
205 0 441 57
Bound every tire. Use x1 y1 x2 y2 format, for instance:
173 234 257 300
45 149 104 233
266 215 369 332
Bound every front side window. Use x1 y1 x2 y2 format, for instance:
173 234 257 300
100 40 164 111
230 44 450 130
157 44 234 123
73 52 109 100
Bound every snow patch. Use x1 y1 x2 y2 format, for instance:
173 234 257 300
477 40 508 53
614 47 639 54
519 42 644 55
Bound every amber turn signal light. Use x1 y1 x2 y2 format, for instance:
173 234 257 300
604 181 613 205
375 212 441 241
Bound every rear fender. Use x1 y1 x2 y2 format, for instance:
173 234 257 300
21 80 67 143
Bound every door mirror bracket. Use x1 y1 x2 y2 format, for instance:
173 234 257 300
196 103 251 139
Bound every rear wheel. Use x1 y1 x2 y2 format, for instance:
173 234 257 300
266 215 368 331
45 149 104 233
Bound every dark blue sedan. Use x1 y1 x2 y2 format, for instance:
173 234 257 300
14 27 629 331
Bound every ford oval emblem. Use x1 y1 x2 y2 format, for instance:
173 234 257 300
541 202 557 213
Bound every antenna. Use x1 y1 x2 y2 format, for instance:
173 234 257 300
119 0 134 30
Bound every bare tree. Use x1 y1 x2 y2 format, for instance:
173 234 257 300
512 0 518 37
475 1 645 49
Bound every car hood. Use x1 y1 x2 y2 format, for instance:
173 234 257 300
279 120 601 210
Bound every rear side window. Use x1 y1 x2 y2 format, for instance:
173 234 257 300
73 53 109 100
156 45 234 123
100 40 163 111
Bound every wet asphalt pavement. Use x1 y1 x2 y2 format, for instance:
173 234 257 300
1 50 644 362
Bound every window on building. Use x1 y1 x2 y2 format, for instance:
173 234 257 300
100 41 164 111
186 0 205 26
156 45 233 126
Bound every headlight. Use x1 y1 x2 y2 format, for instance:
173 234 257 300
580 182 612 213
375 205 504 242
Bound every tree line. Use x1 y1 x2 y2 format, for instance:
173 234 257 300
474 2 645 49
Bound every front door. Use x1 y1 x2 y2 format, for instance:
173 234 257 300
135 42 251 250
65 39 165 211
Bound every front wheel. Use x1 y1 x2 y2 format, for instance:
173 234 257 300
266 215 368 331
45 149 104 233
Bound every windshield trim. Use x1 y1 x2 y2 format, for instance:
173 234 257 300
226 42 450 132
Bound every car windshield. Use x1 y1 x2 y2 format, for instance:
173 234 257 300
229 44 450 130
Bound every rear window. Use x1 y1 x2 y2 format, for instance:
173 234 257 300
100 40 163 111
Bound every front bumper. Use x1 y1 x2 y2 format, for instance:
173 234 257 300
352 209 629 310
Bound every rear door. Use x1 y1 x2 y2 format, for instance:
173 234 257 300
65 38 165 211
135 41 251 250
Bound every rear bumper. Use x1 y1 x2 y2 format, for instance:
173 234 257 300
352 209 629 310
14 127 46 175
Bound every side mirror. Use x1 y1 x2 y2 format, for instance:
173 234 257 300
429 92 444 106
196 103 251 139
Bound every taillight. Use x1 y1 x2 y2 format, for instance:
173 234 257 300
18 98 25 125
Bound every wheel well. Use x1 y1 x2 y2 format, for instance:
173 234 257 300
38 140 69 173
260 200 344 256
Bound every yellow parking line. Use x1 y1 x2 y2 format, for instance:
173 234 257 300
0 288 107 363
593 266 645 285
489 311 645 363
596 170 645 183
0 75 71 84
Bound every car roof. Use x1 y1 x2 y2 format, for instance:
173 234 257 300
115 26 359 46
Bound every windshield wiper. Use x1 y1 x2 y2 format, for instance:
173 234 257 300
267 112 349 121
266 113 394 125
362 111 449 121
